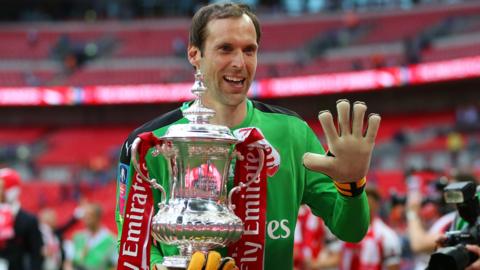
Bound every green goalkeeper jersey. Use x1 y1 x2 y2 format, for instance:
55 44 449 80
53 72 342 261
116 99 369 269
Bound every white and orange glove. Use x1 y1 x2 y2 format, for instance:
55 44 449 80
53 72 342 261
303 99 381 197
187 251 237 270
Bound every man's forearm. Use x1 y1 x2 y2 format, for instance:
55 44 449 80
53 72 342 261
406 210 439 253
329 192 369 243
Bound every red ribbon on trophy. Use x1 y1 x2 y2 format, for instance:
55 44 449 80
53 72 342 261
118 132 162 270
229 127 269 270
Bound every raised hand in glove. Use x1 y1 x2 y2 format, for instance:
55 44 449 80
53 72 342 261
303 99 380 186
187 251 237 270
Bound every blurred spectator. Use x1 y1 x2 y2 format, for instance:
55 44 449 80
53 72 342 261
456 105 479 132
267 64 279 77
39 207 81 270
405 181 455 270
51 34 72 60
0 168 44 270
23 71 41 86
298 186 403 270
339 186 402 270
371 53 387 69
26 28 39 48
294 205 326 269
404 37 421 65
446 131 465 168
87 156 112 186
172 36 187 57
351 59 364 71
294 206 341 270
39 209 62 270
64 203 116 270
343 10 359 30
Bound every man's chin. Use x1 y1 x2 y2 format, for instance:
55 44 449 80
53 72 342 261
224 93 248 107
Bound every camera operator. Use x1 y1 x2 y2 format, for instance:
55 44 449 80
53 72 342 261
427 179 480 270
406 175 456 270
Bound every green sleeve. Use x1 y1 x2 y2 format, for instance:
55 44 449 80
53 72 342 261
151 245 164 268
301 127 369 243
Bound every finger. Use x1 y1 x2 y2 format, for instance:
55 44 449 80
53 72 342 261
435 235 446 246
205 251 222 270
318 110 338 143
154 264 169 270
466 245 480 270
187 252 206 270
302 153 335 177
352 101 367 137
466 259 480 270
467 244 480 253
364 113 381 143
336 99 351 136
219 257 237 270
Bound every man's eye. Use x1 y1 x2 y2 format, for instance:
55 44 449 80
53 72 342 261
244 47 257 55
220 45 232 52
244 49 256 56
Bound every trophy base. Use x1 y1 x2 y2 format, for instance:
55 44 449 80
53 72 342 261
162 256 189 269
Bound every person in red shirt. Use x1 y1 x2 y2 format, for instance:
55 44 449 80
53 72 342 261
339 186 402 270
0 168 44 270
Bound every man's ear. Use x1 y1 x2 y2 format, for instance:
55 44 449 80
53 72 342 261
188 45 201 69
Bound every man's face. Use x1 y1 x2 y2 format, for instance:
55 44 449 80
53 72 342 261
83 205 99 230
188 14 258 108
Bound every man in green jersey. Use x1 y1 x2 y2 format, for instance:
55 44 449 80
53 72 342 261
66 203 117 270
115 2 381 270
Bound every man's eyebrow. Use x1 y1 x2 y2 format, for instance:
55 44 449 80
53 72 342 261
244 44 258 50
215 42 233 48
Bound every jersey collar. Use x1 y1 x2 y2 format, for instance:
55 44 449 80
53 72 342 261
181 99 254 130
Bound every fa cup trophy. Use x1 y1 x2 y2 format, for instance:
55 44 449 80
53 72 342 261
130 70 264 269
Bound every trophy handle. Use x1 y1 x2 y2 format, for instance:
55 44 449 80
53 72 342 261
131 137 167 207
227 147 265 211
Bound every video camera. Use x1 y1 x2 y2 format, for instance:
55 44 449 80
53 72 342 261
427 181 480 270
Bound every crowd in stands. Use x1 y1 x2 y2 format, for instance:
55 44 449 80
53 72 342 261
1 0 473 21
0 0 479 87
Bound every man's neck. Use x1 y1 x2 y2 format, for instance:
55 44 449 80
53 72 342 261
204 100 248 128
88 225 101 235
9 201 20 216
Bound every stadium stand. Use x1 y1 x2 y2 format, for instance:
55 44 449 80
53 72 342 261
1 1 480 86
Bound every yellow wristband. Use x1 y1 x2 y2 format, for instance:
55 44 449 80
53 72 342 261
334 177 366 197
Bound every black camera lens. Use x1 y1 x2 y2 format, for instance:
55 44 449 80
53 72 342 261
428 245 478 270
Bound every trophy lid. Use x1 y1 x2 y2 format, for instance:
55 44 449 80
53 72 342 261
162 70 238 143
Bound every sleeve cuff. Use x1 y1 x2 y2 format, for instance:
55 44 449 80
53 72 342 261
333 177 366 197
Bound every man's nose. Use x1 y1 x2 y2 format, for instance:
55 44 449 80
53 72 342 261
231 50 245 69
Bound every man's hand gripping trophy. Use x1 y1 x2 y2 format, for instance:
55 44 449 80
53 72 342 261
156 251 237 270
303 99 381 184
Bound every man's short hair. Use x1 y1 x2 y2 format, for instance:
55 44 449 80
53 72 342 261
189 2 261 52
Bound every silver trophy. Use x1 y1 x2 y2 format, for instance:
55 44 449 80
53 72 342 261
131 70 264 269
